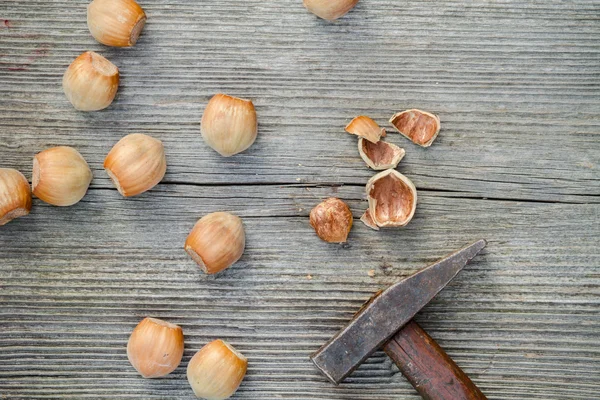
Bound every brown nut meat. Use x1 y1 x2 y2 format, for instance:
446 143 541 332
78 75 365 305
358 137 405 170
345 116 386 144
310 197 353 243
366 169 417 227
360 209 379 231
389 109 440 147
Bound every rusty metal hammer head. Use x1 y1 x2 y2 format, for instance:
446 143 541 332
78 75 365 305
310 240 487 385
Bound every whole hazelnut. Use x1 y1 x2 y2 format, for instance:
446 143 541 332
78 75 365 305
309 197 353 243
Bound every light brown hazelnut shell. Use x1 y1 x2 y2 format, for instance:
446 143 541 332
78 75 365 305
127 317 184 378
87 0 146 47
360 209 379 231
32 146 93 207
104 133 167 197
62 51 119 111
366 169 417 228
187 339 248 400
358 137 405 170
0 168 32 226
201 94 258 157
185 212 246 274
389 109 440 147
345 115 385 144
303 0 359 21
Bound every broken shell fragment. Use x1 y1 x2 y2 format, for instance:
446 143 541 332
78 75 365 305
366 169 417 228
358 137 405 170
360 209 379 231
309 197 353 243
389 109 440 147
345 116 385 144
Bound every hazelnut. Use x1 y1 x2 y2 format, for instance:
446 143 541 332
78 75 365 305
185 212 246 274
0 168 32 226
127 317 185 378
303 0 359 21
309 197 353 243
32 146 93 206
104 133 167 197
62 51 119 111
87 0 147 47
201 94 258 157
187 339 248 400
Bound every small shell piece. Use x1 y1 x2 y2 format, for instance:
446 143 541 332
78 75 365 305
0 168 32 226
389 109 440 147
358 137 405 170
309 197 353 243
345 116 386 144
303 0 359 21
87 0 146 47
366 169 417 228
63 51 119 111
104 133 167 197
360 209 379 231
32 146 93 207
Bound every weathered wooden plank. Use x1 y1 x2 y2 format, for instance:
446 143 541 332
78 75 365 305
1 186 599 399
1 0 599 399
1 1 599 204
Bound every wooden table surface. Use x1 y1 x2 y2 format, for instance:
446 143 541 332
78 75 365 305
1 1 599 399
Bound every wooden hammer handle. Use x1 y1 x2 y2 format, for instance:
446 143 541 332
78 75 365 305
383 320 487 400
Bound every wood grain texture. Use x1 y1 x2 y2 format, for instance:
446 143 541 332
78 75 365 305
0 0 599 399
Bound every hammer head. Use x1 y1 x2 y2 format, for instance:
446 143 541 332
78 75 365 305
310 240 486 384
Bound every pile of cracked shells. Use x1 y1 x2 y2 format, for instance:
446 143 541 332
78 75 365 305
309 109 441 243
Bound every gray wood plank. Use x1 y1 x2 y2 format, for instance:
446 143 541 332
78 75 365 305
1 0 599 399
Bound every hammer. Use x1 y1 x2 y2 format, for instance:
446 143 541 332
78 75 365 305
310 240 488 400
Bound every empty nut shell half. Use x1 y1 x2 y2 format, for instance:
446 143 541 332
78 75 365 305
104 133 167 197
360 209 379 231
358 137 405 170
345 116 385 144
389 109 440 147
303 0 359 21
366 169 417 228
0 168 32 226
309 197 353 243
